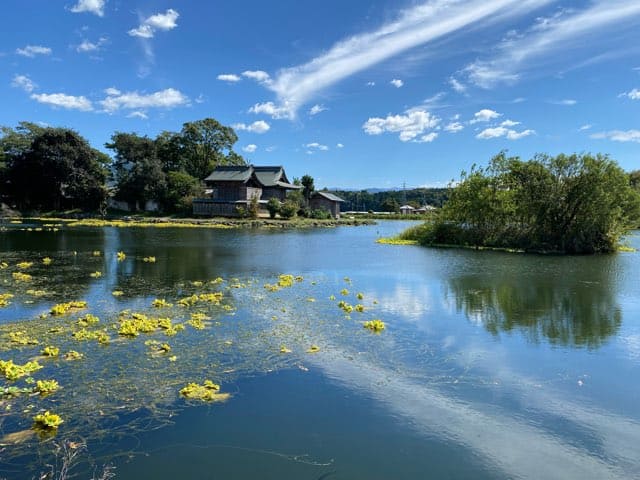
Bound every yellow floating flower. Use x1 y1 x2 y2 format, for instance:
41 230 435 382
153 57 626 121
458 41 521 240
64 350 83 360
363 319 386 333
143 256 156 263
33 411 63 429
307 345 320 353
89 271 102 278
117 251 126 261
0 359 42 380
41 346 60 357
35 379 59 395
180 380 229 402
92 250 101 256
12 272 32 282
280 346 292 353
112 290 124 296
42 257 52 265
50 301 87 316
340 288 349 296
16 262 33 269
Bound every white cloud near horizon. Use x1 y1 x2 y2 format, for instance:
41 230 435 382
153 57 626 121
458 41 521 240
217 74 241 83
129 9 179 38
127 111 148 120
591 130 640 143
31 92 93 111
70 0 105 17
242 70 271 83
76 37 108 53
620 88 640 100
464 1 640 88
264 0 553 118
16 45 52 57
100 87 189 113
242 144 257 153
476 126 535 140
470 109 501 123
309 104 327 115
232 120 271 134
11 74 37 93
363 108 440 142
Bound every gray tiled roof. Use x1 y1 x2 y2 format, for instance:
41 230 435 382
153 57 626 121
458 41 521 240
312 191 345 202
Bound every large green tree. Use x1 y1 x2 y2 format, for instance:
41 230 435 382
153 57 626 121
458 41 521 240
301 174 315 205
2 125 107 211
106 132 166 210
179 118 244 179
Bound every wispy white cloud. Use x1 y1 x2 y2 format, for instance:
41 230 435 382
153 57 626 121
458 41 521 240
76 37 108 53
309 104 327 115
449 77 467 93
248 101 291 119
476 126 535 140
444 121 464 133
232 120 271 134
129 9 179 38
591 130 640 143
620 88 640 100
464 1 640 88
306 142 329 151
242 144 257 153
127 111 148 120
363 108 440 142
11 74 37 93
337 143 344 148
366 81 376 87
70 0 105 17
16 45 52 57
217 73 241 83
31 92 93 111
500 119 520 127
242 70 271 83
100 88 189 113
390 78 404 88
550 99 577 106
265 0 552 117
470 109 502 123
578 124 592 131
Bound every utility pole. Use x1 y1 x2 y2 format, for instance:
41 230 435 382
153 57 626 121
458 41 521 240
402 181 407 205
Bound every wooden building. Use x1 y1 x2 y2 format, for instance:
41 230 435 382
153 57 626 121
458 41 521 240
309 191 345 218
193 165 301 217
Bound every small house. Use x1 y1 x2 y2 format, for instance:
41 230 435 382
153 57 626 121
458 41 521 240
193 165 301 217
309 191 345 218
400 205 415 215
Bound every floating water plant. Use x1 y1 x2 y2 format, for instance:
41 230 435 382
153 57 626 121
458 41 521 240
356 292 364 300
112 290 124 296
0 293 14 307
178 292 223 307
117 251 126 261
0 359 42 381
363 320 386 333
12 272 32 282
180 380 230 402
152 298 173 308
16 262 33 269
42 257 52 265
186 312 209 330
72 329 110 345
354 304 365 313
92 250 101 256
89 271 102 278
8 331 39 345
280 346 292 353
33 411 63 429
35 379 59 395
340 288 349 296
143 256 156 263
26 289 47 297
50 301 87 316
308 345 320 353
375 237 418 245
41 346 60 357
64 350 83 360
77 313 99 328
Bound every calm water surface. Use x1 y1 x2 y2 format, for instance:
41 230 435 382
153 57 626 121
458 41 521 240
0 221 639 479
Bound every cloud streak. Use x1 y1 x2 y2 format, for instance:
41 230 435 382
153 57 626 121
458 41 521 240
265 0 552 118
463 1 640 88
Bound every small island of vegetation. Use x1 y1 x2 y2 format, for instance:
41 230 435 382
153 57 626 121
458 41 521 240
399 152 640 254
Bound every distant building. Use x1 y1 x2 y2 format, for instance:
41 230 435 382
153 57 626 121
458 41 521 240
193 165 301 217
309 191 345 218
400 205 415 215
414 205 437 214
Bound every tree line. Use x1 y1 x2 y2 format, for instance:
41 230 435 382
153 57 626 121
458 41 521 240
0 118 245 214
331 188 449 212
401 152 640 254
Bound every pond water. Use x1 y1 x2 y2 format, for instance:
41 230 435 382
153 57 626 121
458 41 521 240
0 220 639 479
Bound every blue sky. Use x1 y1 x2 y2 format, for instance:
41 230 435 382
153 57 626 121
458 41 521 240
1 0 639 189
